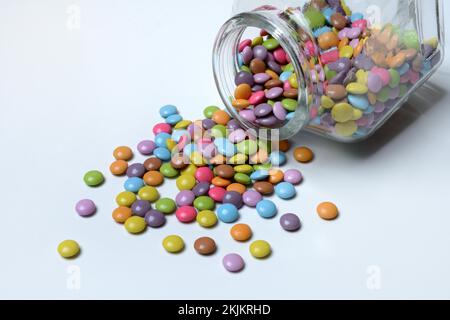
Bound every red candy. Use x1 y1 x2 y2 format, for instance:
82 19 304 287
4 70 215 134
175 206 197 223
208 187 227 203
153 123 172 135
195 167 214 183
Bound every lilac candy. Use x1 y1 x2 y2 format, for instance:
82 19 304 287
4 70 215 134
283 169 303 185
329 70 347 84
222 253 245 273
267 60 282 74
202 119 216 130
223 191 243 209
131 200 151 217
389 86 400 99
254 73 271 84
192 182 211 197
239 109 256 123
227 119 241 130
374 101 386 114
242 190 262 207
354 53 374 71
145 210 166 228
328 58 351 73
367 72 383 93
265 52 275 63
273 101 287 121
235 71 254 86
346 27 361 39
253 45 268 60
252 85 264 92
228 128 247 143
241 46 253 64
126 163 146 178
266 87 283 99
75 199 96 217
280 213 301 232
254 103 273 118
176 190 195 206
343 67 357 86
137 140 156 155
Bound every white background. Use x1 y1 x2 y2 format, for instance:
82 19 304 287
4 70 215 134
1 0 450 299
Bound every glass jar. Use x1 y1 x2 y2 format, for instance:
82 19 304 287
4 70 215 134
213 0 445 142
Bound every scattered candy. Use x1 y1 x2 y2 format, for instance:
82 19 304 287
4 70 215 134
194 237 217 255
317 202 339 220
280 213 301 231
113 146 133 161
75 199 96 217
249 240 271 259
230 223 252 242
163 235 185 253
124 216 147 234
83 170 104 187
223 253 245 272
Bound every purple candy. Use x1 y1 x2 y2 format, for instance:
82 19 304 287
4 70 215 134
320 112 335 127
145 210 166 228
354 53 374 71
242 190 262 207
252 84 264 92
137 140 156 155
193 182 211 197
265 52 275 63
329 70 347 84
223 191 243 209
328 58 351 73
75 199 96 217
176 190 196 206
253 45 268 60
423 44 434 59
253 73 271 84
343 67 357 86
273 101 287 121
227 119 241 130
222 253 245 272
283 169 303 185
279 213 301 232
255 115 279 127
374 101 386 114
131 200 151 217
267 60 282 74
265 87 284 99
126 163 146 178
235 71 254 86
239 109 256 123
241 46 253 64
347 27 361 39
254 103 273 118
202 119 216 130
367 72 383 93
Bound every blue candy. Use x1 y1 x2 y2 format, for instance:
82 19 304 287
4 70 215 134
183 143 198 157
322 7 336 23
397 63 410 76
155 132 171 148
313 26 332 38
214 137 236 157
165 114 183 125
256 200 277 219
348 94 369 110
217 204 239 223
269 151 287 166
286 112 295 121
350 12 364 22
250 170 270 181
159 105 178 118
238 53 244 67
153 147 171 161
274 182 296 200
363 105 375 115
279 71 293 82
124 177 144 193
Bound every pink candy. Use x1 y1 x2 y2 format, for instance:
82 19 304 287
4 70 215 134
177 135 189 151
176 206 197 223
273 47 288 64
248 91 266 105
228 129 247 143
238 39 252 52
153 123 172 135
195 167 214 183
408 70 420 84
320 49 339 64
352 19 367 30
209 187 226 202
371 67 391 87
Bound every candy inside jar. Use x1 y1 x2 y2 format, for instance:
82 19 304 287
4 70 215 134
213 0 445 141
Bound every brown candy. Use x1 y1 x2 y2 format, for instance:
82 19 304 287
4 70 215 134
265 79 283 89
194 237 216 255
318 32 340 50
326 84 347 100
310 0 327 10
215 164 235 179
294 147 314 163
143 157 162 171
253 181 274 195
283 89 298 99
330 12 347 30
250 59 266 74
171 154 189 169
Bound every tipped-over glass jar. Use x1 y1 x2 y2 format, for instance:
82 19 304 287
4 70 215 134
213 0 445 142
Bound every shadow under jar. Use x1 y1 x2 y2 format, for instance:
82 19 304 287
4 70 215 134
213 0 445 142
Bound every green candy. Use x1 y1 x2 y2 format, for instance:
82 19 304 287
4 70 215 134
211 125 227 138
377 87 391 103
253 163 272 171
203 106 220 119
160 163 179 178
281 98 298 112
388 69 400 88
399 85 408 97
240 65 251 73
193 196 215 211
236 140 258 155
234 173 251 185
304 8 325 30
83 170 104 187
263 38 280 50
284 63 294 73
252 36 263 47
155 198 176 214
325 65 337 81
258 140 271 153
402 30 420 50
267 100 275 107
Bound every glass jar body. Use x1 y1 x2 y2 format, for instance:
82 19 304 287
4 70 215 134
213 0 445 142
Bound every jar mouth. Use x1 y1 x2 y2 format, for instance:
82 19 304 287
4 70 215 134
212 11 311 141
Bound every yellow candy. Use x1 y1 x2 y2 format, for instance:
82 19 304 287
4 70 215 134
288 73 298 89
196 210 218 228
352 108 363 121
138 186 159 202
166 138 177 151
249 240 271 259
331 103 354 123
335 121 358 137
233 164 253 174
181 163 197 176
116 191 137 207
163 235 185 253
176 174 196 191
339 45 354 59
190 151 206 166
425 37 439 49
124 216 147 234
346 82 368 95
355 69 368 85
174 120 192 129
321 95 335 109
340 0 352 16
229 154 248 165
57 240 80 259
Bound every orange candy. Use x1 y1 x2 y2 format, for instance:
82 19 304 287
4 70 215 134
143 171 164 186
268 169 284 184
227 183 247 195
317 202 339 220
278 140 291 152
113 146 133 161
112 207 132 223
294 146 314 163
230 224 252 242
212 176 231 188
211 110 231 126
234 84 252 100
110 160 128 176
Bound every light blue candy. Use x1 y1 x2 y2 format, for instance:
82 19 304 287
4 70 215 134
397 63 410 76
165 114 183 125
279 71 293 82
171 129 189 143
155 132 171 148
214 137 236 157
250 170 270 181
217 204 239 223
314 26 332 38
159 105 178 118
256 200 277 219
363 105 375 114
322 7 335 23
153 147 171 161
348 94 369 110
124 177 144 193
269 151 287 166
286 112 295 121
350 12 364 22
274 182 296 200
421 61 432 74
238 54 244 67
183 143 198 157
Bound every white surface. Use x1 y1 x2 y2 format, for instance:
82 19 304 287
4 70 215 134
1 0 450 300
